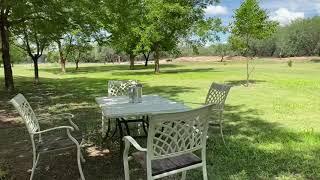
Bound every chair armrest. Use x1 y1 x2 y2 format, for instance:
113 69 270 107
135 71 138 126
33 126 74 135
123 136 147 152
38 113 79 131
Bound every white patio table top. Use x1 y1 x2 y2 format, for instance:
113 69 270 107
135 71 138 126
96 95 190 136
95 95 190 119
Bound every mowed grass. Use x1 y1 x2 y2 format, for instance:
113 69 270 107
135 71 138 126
1 59 320 179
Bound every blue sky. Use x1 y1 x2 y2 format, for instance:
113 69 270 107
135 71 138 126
205 0 320 43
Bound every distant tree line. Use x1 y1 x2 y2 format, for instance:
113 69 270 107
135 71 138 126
179 16 320 58
8 16 320 67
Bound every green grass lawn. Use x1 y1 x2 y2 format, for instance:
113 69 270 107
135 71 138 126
1 59 320 179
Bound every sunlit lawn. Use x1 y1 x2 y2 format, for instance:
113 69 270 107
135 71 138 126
1 59 320 179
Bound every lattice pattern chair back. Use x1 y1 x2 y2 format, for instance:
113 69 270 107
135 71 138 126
10 93 40 134
108 80 138 97
205 82 231 110
147 104 213 159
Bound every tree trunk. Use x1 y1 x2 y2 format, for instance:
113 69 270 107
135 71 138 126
143 52 150 66
61 58 66 73
246 58 249 87
76 51 80 70
154 45 160 73
33 58 39 83
75 60 79 70
129 54 135 70
118 55 121 64
0 13 14 91
57 40 66 73
220 55 224 62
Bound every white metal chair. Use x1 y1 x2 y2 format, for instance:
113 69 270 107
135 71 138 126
123 104 215 180
9 94 85 180
205 82 231 145
103 80 148 138
107 80 138 97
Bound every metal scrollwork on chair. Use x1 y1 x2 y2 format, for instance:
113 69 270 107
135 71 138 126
108 80 138 97
123 104 215 180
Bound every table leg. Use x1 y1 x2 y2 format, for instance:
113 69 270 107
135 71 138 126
117 118 124 160
142 116 149 135
111 120 118 138
102 113 114 140
101 113 106 136
122 119 131 136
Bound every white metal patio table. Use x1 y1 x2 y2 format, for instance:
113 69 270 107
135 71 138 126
95 95 190 138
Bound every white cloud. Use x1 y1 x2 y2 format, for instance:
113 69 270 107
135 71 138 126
205 5 228 16
270 8 304 26
316 3 320 14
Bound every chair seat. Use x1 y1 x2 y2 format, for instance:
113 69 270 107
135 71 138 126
36 133 82 153
132 152 202 176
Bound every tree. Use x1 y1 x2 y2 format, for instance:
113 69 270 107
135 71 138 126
15 21 50 83
65 30 93 70
46 0 103 73
56 33 75 73
0 0 29 91
143 51 152 66
11 43 28 65
214 43 230 62
11 0 69 83
275 17 320 57
134 0 221 73
230 0 277 86
102 0 143 70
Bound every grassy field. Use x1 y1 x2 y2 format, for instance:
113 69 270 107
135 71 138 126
1 59 320 179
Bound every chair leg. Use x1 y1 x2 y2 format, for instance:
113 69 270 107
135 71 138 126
30 154 40 180
77 145 86 180
67 130 85 180
220 122 226 146
181 171 187 180
202 164 208 180
80 150 86 163
123 140 130 180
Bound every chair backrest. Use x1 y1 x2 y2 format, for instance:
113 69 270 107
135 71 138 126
147 104 214 160
10 94 40 134
107 80 138 97
205 82 231 110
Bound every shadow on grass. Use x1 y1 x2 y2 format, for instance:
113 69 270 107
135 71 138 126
40 64 181 75
193 104 320 179
112 68 217 76
310 58 320 63
226 79 266 86
0 75 320 179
